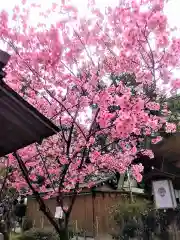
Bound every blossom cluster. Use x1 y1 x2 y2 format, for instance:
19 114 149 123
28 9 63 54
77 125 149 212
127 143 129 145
0 0 179 198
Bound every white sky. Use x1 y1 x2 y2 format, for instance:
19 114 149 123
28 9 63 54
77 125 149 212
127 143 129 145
0 0 180 30
0 0 179 119
1 0 180 80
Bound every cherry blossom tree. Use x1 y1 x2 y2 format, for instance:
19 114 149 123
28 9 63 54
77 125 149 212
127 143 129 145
0 0 179 238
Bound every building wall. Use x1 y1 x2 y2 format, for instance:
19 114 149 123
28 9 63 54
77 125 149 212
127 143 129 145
26 191 135 234
26 191 146 235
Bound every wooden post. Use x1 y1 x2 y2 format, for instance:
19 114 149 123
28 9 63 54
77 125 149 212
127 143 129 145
75 220 78 232
41 216 44 228
84 231 86 240
96 217 99 237
92 191 95 238
75 220 78 240
33 219 36 228
127 169 134 203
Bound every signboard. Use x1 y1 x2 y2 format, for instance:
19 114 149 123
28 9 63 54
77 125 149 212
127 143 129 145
54 206 63 219
152 180 177 209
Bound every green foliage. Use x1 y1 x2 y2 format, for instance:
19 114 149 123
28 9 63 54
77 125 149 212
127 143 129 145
157 94 180 133
110 197 154 239
10 233 21 240
122 220 139 238
110 72 138 89
168 95 180 110
17 228 58 240
167 95 180 131
111 196 151 223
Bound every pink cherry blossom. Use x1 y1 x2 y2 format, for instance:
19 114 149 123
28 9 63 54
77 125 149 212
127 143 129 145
0 0 179 236
146 102 160 111
151 136 163 144
165 122 176 133
131 164 144 182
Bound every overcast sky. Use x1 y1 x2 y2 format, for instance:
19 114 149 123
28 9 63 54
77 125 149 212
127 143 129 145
1 0 180 73
0 0 179 112
0 0 180 33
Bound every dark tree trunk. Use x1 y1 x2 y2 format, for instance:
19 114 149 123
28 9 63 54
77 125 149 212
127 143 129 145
13 152 73 240
58 228 69 240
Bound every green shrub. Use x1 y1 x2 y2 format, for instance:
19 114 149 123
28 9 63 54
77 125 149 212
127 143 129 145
17 228 58 240
109 196 153 238
10 233 21 240
22 217 33 232
111 196 151 223
122 219 139 238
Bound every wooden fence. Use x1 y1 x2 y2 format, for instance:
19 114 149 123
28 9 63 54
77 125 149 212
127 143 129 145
26 191 132 235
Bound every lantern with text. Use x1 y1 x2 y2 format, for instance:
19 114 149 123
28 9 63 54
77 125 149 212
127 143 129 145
152 180 177 209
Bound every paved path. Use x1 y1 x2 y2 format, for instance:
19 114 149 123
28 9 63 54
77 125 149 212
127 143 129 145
72 237 94 240
72 235 112 240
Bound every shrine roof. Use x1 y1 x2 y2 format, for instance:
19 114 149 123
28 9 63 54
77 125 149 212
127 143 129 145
0 80 59 157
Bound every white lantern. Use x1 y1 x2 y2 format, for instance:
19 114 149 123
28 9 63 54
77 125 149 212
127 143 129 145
152 180 177 209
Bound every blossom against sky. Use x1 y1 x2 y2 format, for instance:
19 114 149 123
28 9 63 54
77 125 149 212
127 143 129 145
1 0 180 93
0 0 180 32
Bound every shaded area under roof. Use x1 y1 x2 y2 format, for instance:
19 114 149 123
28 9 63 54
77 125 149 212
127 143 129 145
0 80 59 157
139 133 180 189
143 168 180 189
151 133 180 166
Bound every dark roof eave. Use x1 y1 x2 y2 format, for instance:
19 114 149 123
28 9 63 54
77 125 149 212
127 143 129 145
0 80 60 157
144 170 176 183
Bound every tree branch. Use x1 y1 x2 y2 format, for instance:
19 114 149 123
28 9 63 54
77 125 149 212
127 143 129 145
13 152 61 233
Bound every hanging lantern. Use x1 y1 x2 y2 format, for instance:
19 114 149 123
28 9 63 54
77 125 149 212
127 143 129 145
152 179 177 209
